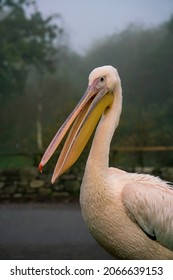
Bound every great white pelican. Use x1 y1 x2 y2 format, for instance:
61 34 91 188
39 66 173 259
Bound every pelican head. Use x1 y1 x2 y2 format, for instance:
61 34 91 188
39 65 120 183
89 65 120 92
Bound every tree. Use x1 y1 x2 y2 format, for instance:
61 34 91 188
0 0 63 105
0 0 64 152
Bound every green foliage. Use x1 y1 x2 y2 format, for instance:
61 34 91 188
0 0 62 104
0 0 64 154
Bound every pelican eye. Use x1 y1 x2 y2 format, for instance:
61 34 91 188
100 77 105 82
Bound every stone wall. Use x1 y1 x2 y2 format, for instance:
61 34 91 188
0 167 81 202
0 166 173 202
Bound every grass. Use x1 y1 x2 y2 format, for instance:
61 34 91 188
0 155 33 169
0 150 172 170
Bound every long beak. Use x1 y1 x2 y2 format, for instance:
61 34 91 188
39 83 114 183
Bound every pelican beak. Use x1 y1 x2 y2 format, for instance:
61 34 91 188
39 79 114 183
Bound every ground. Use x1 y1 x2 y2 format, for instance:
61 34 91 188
0 202 113 260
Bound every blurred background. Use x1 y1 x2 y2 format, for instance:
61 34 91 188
0 0 173 259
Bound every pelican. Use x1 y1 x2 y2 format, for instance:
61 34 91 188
39 65 173 259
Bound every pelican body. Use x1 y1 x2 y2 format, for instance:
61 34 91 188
39 66 173 259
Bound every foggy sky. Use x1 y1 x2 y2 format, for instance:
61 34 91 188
37 0 173 53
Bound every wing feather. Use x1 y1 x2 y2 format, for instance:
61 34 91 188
122 177 173 251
